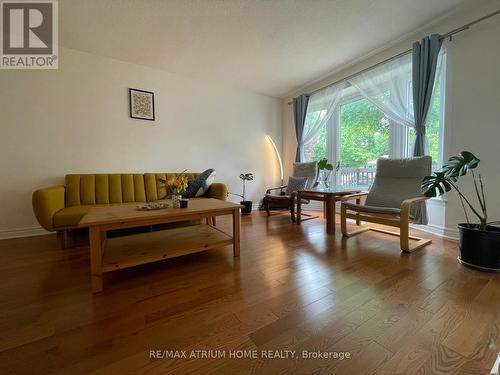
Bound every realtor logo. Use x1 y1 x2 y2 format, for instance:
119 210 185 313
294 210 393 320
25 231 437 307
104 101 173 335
1 0 58 69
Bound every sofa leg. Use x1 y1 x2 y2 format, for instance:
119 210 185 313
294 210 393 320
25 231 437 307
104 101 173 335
57 230 68 249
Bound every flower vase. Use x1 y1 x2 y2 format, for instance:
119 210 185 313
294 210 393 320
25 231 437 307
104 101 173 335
316 170 331 189
172 194 182 208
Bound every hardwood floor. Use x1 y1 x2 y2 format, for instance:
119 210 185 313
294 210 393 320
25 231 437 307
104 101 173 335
0 211 498 374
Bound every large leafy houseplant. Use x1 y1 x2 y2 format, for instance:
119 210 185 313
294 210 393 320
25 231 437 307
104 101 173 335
421 151 499 271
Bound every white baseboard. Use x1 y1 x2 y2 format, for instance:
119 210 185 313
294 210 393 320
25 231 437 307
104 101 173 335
0 226 51 240
411 223 459 240
442 226 460 240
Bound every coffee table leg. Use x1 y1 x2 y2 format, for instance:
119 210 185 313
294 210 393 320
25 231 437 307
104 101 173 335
89 226 103 293
232 209 240 257
326 195 335 234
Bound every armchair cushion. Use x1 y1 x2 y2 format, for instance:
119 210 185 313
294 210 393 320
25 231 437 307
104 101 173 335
265 194 293 200
285 176 307 195
265 194 310 205
364 156 431 224
293 162 318 189
344 202 401 216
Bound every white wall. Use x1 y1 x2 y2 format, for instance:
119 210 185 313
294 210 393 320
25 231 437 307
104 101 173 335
443 15 500 233
0 47 282 238
282 0 500 238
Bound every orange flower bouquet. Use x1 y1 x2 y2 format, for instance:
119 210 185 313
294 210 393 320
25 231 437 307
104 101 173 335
158 170 189 198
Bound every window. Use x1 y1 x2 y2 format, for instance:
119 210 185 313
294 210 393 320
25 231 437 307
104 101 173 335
339 97 390 167
330 95 412 188
303 52 445 188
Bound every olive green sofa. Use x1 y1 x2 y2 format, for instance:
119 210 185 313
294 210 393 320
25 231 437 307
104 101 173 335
32 173 227 246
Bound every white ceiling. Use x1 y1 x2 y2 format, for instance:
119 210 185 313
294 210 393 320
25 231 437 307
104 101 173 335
60 0 469 97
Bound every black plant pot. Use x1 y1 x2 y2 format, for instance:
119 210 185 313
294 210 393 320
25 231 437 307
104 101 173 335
458 224 500 272
240 201 253 215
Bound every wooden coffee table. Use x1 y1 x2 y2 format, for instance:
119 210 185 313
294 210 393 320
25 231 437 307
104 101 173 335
297 187 362 234
79 198 242 292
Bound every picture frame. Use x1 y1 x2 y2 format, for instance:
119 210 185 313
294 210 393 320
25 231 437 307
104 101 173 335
129 88 155 121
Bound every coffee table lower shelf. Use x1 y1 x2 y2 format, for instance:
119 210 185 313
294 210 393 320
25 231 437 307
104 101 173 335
101 224 233 272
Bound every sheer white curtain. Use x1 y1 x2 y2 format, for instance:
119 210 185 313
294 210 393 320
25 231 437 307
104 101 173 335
348 50 445 154
348 53 414 129
299 81 346 160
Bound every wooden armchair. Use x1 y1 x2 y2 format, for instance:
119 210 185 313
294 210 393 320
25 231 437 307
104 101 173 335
263 161 318 222
340 156 432 253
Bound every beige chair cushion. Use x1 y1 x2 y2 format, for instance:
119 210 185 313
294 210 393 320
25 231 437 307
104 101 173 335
344 202 401 216
292 162 318 189
364 156 431 224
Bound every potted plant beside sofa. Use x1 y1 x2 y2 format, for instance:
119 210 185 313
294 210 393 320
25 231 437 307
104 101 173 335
421 151 500 272
231 173 254 214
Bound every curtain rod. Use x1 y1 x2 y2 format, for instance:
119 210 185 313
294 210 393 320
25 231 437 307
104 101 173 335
287 9 500 105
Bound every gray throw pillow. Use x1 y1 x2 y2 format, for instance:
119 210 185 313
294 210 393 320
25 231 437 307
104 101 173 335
182 168 215 198
286 176 307 195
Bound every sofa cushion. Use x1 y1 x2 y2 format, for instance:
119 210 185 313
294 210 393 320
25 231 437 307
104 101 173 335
53 198 212 229
65 174 147 207
65 173 203 207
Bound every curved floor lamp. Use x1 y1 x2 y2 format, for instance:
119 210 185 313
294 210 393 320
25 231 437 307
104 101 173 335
265 135 318 221
266 135 284 187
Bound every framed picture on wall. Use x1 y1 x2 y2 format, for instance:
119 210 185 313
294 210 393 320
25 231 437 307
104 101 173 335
129 88 155 121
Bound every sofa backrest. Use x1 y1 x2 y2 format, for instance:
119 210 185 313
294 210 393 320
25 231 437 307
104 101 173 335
65 173 200 206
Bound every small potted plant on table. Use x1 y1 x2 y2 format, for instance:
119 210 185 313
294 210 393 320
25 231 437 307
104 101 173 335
231 173 254 214
421 151 499 272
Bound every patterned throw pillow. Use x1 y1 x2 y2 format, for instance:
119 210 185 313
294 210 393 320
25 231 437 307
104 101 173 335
182 169 215 198
285 176 307 195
